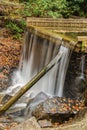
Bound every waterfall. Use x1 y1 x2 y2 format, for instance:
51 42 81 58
64 53 86 98
79 55 86 80
55 44 70 96
6 32 70 98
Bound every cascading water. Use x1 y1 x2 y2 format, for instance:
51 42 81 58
64 53 86 98
75 54 86 93
6 31 70 98
79 55 86 80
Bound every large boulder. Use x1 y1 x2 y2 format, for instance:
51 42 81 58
25 92 49 118
31 97 84 122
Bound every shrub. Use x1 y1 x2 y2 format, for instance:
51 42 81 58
21 0 68 18
20 0 87 18
6 20 26 39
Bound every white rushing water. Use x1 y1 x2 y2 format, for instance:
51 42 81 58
6 32 70 98
80 55 86 79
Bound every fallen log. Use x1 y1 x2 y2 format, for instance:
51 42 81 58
0 52 62 114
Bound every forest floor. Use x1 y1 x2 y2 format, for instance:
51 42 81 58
0 27 23 130
0 28 23 91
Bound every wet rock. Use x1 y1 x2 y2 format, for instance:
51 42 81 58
0 93 5 104
13 117 25 123
83 89 87 106
64 74 87 99
11 117 41 130
25 92 49 118
6 103 26 117
0 115 18 130
38 119 53 128
1 94 27 117
0 116 13 123
10 114 87 130
0 67 3 72
74 107 87 121
6 107 25 117
0 123 5 130
32 97 84 123
1 94 12 104
16 95 31 105
0 73 9 90
75 75 87 93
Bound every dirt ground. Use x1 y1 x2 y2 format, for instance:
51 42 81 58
0 28 22 91
0 27 23 130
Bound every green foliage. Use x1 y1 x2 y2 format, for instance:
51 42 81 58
19 0 87 18
21 0 68 18
4 0 86 40
6 22 22 33
6 20 26 40
67 0 87 17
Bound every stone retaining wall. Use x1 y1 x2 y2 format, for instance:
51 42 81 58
27 18 87 53
27 18 87 32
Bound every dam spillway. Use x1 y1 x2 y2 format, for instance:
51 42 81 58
6 18 87 99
